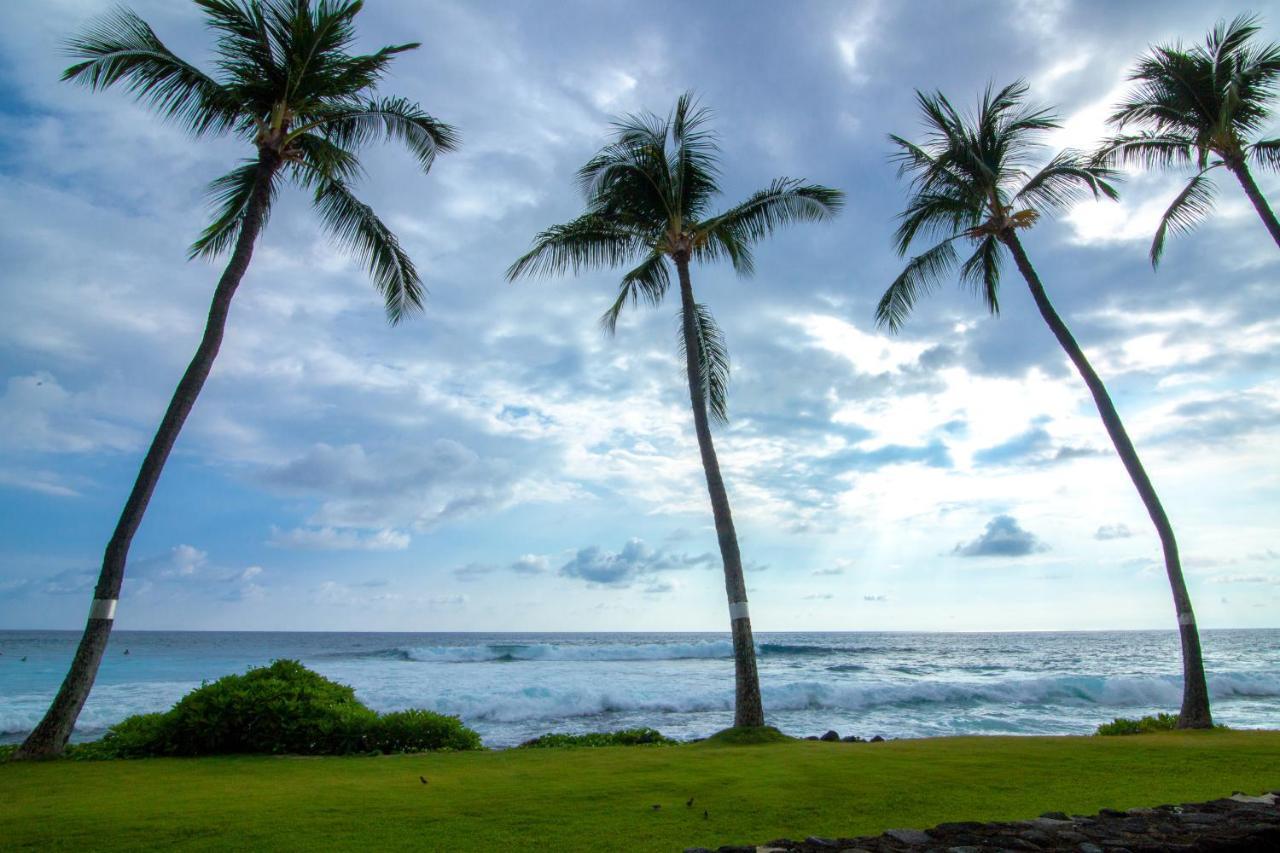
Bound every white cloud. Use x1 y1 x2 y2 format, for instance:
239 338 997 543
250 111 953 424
268 526 411 552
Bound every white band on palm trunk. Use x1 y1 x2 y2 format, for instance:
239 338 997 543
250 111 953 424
90 598 117 620
728 601 750 621
1178 612 1195 626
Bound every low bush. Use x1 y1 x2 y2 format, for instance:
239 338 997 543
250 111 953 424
517 728 677 748
163 659 376 756
52 660 482 758
370 709 482 753
704 725 793 745
1095 713 1180 736
84 712 174 758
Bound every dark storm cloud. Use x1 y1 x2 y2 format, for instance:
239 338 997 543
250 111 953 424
559 539 713 587
954 515 1049 558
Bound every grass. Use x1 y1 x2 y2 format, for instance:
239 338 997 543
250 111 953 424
2 730 1278 851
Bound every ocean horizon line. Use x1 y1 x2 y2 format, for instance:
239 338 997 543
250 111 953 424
2 626 1275 635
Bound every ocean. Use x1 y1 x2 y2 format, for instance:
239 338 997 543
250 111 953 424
1 629 1277 747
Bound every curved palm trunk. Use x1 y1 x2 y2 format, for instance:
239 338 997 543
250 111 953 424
13 153 280 760
1001 232 1212 729
673 253 765 728
1226 158 1280 251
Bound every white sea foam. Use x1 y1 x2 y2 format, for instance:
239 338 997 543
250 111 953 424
3 631 1278 745
368 671 1280 724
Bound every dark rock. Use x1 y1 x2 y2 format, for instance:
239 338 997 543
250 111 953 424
869 735 885 743
884 828 931 844
726 794 1280 853
683 848 713 853
819 730 840 742
841 735 864 743
804 735 820 741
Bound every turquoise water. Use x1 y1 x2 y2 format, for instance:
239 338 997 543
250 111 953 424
1 630 1277 746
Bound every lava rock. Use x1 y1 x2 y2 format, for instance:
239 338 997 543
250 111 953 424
819 730 840 742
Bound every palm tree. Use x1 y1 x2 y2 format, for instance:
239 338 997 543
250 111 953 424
14 0 457 760
1096 13 1280 266
877 81 1213 729
506 94 843 728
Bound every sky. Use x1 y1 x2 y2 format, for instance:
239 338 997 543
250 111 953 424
0 0 1277 632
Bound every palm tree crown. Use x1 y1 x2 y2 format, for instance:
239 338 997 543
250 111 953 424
1095 13 1280 265
64 0 459 319
507 93 843 419
877 81 1118 331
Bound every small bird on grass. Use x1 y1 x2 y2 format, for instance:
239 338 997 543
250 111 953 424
419 776 429 785
651 804 661 811
703 809 709 820
686 797 694 808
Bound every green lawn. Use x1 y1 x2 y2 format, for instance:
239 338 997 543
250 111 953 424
2 731 1278 851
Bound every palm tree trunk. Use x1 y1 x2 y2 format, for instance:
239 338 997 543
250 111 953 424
1226 158 1280 251
673 253 765 728
1001 231 1212 729
13 153 280 760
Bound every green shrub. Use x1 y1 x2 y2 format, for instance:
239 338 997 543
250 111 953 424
517 728 676 749
0 744 15 762
369 709 482 753
1095 713 1180 736
162 659 376 756
97 712 175 758
704 726 793 745
58 660 483 758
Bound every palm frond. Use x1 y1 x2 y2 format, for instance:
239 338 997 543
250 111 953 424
62 7 237 136
300 96 459 170
703 179 844 244
196 0 282 99
1015 150 1121 211
958 234 1003 315
1250 138 1280 171
670 91 721 221
577 137 674 227
288 132 364 187
1092 132 1197 169
600 252 670 333
189 161 277 259
892 191 979 255
876 238 960 332
677 302 731 426
1150 164 1221 267
311 175 422 323
696 220 756 277
506 215 647 280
